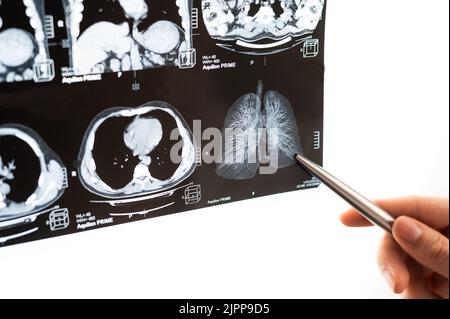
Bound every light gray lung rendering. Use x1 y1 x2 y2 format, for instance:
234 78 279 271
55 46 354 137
216 81 302 179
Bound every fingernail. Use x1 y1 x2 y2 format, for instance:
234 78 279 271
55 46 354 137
394 217 422 244
382 269 395 291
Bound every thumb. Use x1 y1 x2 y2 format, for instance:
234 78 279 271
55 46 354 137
392 216 449 278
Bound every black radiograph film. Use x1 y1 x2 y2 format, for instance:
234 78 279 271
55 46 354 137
0 0 326 247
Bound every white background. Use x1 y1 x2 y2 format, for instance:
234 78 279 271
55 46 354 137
0 0 448 299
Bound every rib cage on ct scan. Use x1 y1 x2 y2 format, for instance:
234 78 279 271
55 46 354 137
0 125 66 222
78 102 196 199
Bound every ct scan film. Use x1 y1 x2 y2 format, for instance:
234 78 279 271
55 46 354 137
0 0 326 247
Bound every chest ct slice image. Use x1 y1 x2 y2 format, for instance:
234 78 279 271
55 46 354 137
77 102 196 199
64 0 194 75
202 0 325 54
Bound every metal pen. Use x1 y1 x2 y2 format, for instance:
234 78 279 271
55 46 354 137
295 154 395 233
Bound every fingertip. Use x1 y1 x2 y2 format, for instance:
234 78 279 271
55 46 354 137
393 216 449 279
392 216 422 245
378 235 410 294
339 212 351 226
393 215 411 226
339 210 373 227
381 268 408 294
393 272 409 294
339 211 360 226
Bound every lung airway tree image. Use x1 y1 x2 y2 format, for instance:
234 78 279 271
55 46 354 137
65 0 194 75
216 81 302 180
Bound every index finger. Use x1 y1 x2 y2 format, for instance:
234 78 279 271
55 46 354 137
340 196 449 229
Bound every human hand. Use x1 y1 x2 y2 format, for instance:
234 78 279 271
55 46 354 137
340 196 449 299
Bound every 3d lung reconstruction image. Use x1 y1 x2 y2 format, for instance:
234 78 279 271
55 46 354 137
78 102 196 199
63 0 195 76
0 124 66 222
202 0 325 54
0 0 54 83
216 81 302 179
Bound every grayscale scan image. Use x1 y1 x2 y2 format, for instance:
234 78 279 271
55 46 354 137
0 124 66 222
64 0 195 76
0 0 53 83
216 81 302 179
202 0 325 54
78 102 196 199
0 0 326 247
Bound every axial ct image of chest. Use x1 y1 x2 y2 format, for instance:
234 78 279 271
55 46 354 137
78 102 196 199
64 0 195 75
202 0 325 54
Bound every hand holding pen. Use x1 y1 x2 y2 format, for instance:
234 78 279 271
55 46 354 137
341 197 449 299
295 154 449 299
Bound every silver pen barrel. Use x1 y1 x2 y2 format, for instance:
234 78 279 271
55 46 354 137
295 154 395 233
